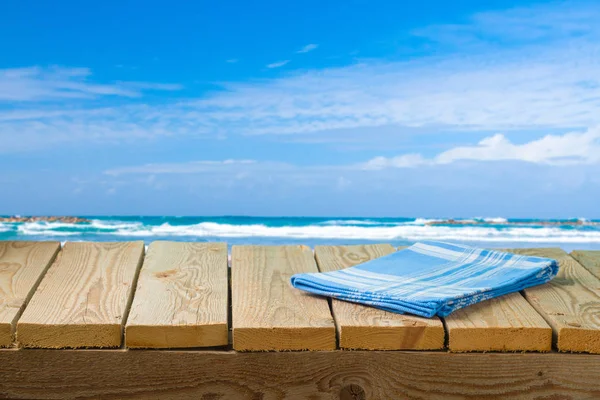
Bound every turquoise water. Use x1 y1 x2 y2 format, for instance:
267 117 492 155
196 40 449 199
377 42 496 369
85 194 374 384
2 216 600 251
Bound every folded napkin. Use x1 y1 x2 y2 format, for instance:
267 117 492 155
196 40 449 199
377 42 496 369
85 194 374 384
291 241 558 318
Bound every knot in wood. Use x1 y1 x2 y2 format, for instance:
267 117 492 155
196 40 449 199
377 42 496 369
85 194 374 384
347 253 361 261
340 384 366 400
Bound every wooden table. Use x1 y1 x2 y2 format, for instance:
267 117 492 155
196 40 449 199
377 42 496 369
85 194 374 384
1 241 599 399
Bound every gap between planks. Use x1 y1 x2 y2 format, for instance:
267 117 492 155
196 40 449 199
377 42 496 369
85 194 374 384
3 241 599 354
315 245 553 352
0 241 60 347
16 241 144 348
314 244 444 350
443 246 554 353
509 248 600 354
571 250 600 280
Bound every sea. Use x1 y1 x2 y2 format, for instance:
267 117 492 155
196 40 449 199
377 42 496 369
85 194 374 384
2 216 600 252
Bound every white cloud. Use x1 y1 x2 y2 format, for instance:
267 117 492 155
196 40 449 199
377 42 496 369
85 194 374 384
167 2 600 138
414 2 600 45
266 60 290 69
296 44 318 54
362 127 600 169
362 154 428 170
3 2 600 153
105 159 257 175
108 127 600 177
226 59 238 63
103 158 353 192
0 66 181 102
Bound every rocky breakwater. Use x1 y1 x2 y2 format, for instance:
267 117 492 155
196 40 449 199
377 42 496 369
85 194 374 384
0 216 90 223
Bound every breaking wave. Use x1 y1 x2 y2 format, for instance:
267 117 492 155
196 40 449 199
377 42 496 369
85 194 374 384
2 217 600 243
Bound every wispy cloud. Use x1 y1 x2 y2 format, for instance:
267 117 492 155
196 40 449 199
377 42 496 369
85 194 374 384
103 158 345 191
226 59 238 64
362 127 600 169
266 60 290 69
296 44 318 54
106 159 257 175
107 127 600 177
3 2 600 154
0 66 181 102
413 1 600 46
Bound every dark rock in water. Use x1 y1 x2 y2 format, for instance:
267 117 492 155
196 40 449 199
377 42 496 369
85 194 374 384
0 216 90 224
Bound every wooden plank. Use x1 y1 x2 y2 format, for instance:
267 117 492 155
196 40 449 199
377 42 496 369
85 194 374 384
444 247 554 352
125 241 228 348
571 250 600 279
445 293 552 352
1 349 600 399
17 241 144 348
0 241 60 347
314 244 444 350
231 245 335 351
509 248 600 354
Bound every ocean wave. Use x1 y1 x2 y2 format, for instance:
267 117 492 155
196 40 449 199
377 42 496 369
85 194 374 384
14 220 141 233
101 222 600 242
17 228 80 236
18 221 87 230
480 217 508 224
17 222 87 236
7 218 600 243
89 219 143 230
320 219 377 226
319 219 393 226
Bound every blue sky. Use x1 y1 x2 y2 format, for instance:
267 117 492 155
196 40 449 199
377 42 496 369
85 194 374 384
1 0 600 217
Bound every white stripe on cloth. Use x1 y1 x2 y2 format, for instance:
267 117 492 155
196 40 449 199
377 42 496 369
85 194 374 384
291 241 558 318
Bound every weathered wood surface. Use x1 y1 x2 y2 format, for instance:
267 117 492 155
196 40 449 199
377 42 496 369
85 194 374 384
445 293 552 352
231 245 336 351
314 244 444 350
444 248 555 352
1 349 600 399
571 250 600 280
126 242 228 348
510 248 600 354
0 241 60 347
17 242 144 348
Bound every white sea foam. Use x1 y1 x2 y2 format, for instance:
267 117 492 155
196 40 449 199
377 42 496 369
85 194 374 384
18 221 83 230
480 217 508 224
89 219 143 230
10 219 600 243
17 222 81 236
17 228 79 236
0 223 10 233
103 222 600 243
320 219 382 226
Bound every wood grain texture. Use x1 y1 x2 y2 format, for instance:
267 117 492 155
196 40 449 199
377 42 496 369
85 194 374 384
314 244 444 350
445 293 552 352
16 242 144 348
231 245 335 351
571 250 600 280
0 241 60 347
1 349 600 399
509 248 600 354
125 241 228 348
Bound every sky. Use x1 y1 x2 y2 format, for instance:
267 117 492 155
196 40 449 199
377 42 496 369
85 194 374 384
1 0 600 218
